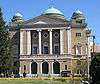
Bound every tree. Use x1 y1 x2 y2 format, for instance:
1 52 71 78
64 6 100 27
90 53 100 84
0 8 12 76
72 60 88 77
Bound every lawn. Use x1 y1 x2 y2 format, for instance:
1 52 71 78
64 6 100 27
0 80 81 84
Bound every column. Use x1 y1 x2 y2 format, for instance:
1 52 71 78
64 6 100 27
20 30 23 55
27 30 31 55
67 27 71 54
60 29 64 54
19 66 21 75
49 29 53 54
38 30 42 55
49 62 53 74
37 62 42 76
51 62 53 74
29 62 32 75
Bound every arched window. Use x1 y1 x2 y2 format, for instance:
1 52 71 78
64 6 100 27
53 61 60 74
31 62 37 74
42 62 49 74
24 65 26 72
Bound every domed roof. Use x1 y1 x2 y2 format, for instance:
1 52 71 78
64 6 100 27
71 9 85 19
75 10 83 14
43 7 63 15
15 13 23 17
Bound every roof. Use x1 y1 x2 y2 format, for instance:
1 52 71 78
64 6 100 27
43 7 63 15
75 9 83 14
15 13 23 17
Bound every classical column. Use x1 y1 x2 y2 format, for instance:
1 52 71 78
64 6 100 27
49 29 53 54
37 62 42 76
67 27 71 54
60 29 64 54
29 62 32 75
38 30 42 55
19 66 21 75
51 62 53 74
27 30 31 55
49 62 53 74
20 30 23 55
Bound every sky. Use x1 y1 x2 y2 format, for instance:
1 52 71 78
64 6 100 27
0 0 100 44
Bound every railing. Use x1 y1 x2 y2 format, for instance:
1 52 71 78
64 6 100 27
20 54 90 60
20 54 72 60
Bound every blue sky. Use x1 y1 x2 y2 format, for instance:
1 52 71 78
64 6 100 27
0 0 100 44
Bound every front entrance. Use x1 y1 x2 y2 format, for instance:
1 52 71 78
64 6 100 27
53 61 60 74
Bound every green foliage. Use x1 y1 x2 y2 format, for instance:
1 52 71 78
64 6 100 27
72 60 88 77
0 8 12 75
90 53 100 84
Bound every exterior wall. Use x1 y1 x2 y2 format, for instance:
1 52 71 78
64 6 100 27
9 14 90 77
20 60 31 74
71 28 87 56
19 58 72 76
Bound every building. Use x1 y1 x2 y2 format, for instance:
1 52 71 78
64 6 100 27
8 7 91 77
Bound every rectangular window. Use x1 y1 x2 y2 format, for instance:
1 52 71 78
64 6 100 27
65 65 67 70
44 46 49 54
76 20 82 23
76 33 81 37
54 46 59 54
32 47 38 54
76 45 82 55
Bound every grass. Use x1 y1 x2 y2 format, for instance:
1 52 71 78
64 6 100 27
0 80 70 84
0 77 82 84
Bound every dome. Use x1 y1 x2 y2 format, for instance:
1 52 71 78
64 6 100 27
71 9 85 19
75 10 83 14
12 12 23 22
15 13 23 17
43 7 63 15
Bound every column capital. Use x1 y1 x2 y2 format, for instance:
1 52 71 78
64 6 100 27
66 26 71 30
48 29 52 32
37 29 42 32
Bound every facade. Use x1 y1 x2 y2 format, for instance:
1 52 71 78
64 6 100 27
8 7 91 77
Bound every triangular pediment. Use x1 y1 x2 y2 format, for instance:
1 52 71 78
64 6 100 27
22 14 67 25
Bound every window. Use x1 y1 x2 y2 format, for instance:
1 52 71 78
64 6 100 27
65 65 67 70
32 47 38 54
76 43 82 55
54 46 59 54
43 32 48 38
76 20 82 23
76 33 81 37
24 65 26 71
54 32 59 38
44 46 49 54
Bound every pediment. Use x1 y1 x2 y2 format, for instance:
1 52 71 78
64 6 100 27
22 15 67 25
